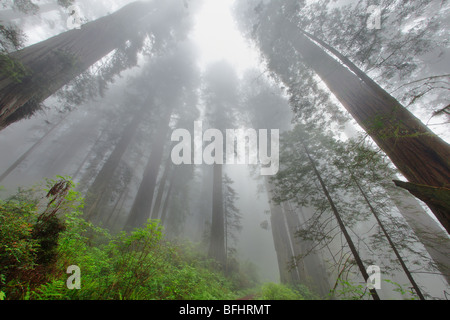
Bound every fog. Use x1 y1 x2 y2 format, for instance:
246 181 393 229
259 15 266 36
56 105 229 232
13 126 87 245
0 0 449 302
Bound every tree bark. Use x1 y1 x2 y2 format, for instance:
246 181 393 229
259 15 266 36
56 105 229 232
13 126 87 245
0 1 152 129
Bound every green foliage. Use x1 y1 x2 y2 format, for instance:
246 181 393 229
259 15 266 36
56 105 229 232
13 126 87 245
1 177 320 301
383 279 420 300
0 177 76 299
0 54 29 83
258 283 307 300
32 214 237 300
329 278 371 300
329 278 420 300
0 178 243 300
0 199 39 285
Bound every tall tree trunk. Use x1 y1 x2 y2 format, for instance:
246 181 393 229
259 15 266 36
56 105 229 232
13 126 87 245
208 163 226 268
302 143 381 300
264 178 298 284
160 173 175 225
150 155 172 219
111 185 131 230
125 106 173 230
0 1 152 129
278 21 450 233
351 173 426 300
281 202 306 284
104 177 131 229
83 104 147 222
197 164 213 237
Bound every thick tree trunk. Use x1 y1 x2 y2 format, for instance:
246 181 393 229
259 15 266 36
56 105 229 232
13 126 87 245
208 163 226 268
280 21 450 233
125 106 173 230
0 1 152 129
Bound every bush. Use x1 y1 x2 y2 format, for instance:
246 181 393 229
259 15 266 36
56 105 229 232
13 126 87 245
0 200 40 298
259 283 306 300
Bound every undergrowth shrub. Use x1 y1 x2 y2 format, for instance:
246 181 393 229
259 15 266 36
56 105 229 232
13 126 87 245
259 283 308 300
0 199 40 298
1 177 239 300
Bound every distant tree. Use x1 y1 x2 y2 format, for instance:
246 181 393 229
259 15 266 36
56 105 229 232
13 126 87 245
202 61 240 269
124 41 200 230
223 174 242 271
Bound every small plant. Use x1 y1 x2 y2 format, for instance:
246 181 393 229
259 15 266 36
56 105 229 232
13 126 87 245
259 283 306 300
329 278 371 300
383 279 420 300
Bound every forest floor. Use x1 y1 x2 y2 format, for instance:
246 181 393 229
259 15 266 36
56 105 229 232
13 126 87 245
237 293 258 300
